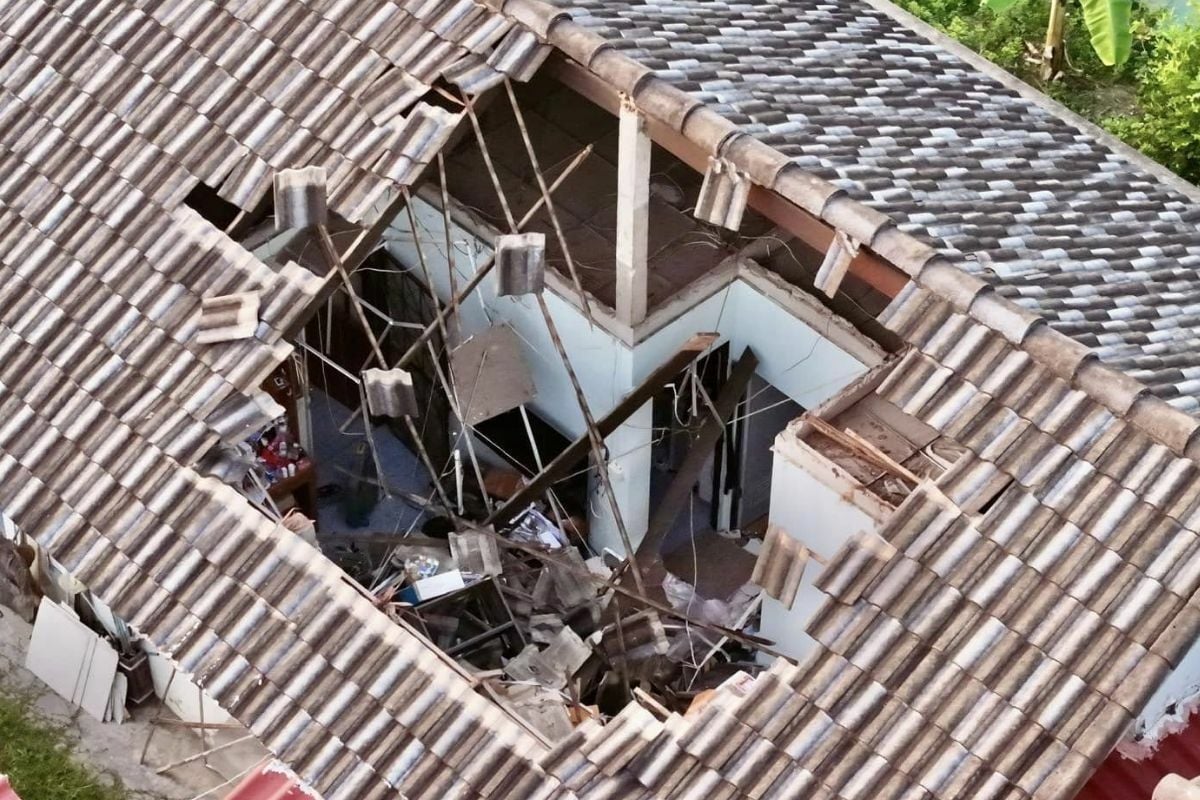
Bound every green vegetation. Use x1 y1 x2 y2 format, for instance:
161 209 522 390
894 0 1200 184
1107 17 1200 180
0 690 128 800
983 0 1131 81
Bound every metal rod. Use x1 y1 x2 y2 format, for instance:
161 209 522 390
503 77 594 323
311 226 392 497
197 683 209 767
334 142 596 434
392 143 594 373
437 153 460 315
465 95 518 231
358 382 392 500
426 339 494 515
402 189 448 328
333 284 424 329
402 415 453 510
519 404 570 535
152 719 245 731
296 339 360 383
154 736 257 775
139 668 177 765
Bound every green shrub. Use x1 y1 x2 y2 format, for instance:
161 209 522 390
894 0 1200 182
0 690 127 800
1104 19 1200 182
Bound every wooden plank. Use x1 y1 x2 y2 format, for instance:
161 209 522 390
486 332 719 525
635 347 759 560
806 414 920 485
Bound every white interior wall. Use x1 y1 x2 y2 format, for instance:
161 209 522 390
758 429 893 661
382 199 636 438
384 197 871 555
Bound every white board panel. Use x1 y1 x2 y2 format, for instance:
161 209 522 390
25 597 119 721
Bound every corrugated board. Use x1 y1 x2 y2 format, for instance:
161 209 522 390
25 598 119 722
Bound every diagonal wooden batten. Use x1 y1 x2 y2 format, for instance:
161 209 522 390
503 77 596 327
635 347 760 561
533 290 647 593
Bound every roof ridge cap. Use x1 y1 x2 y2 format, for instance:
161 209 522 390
908 259 1200 458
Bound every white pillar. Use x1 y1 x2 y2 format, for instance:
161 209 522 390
615 99 651 326
588 401 654 557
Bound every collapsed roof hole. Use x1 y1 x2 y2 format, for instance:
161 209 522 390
440 71 772 312
182 181 242 230
975 477 1015 516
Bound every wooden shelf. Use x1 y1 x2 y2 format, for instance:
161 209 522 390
261 361 319 522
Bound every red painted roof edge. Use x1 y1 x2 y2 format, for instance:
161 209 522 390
226 762 310 800
1076 698 1200 800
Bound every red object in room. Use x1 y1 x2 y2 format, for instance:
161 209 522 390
1075 707 1200 800
1 775 22 800
226 763 308 800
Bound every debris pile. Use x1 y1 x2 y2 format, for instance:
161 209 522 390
327 495 771 740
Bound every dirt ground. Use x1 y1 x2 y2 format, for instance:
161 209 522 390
0 607 269 800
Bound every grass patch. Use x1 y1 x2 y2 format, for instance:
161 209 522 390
0 689 127 800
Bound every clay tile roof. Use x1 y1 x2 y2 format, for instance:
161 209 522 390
0 1 556 797
6 0 1200 798
556 0 1200 410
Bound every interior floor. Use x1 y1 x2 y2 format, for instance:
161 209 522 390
308 389 432 538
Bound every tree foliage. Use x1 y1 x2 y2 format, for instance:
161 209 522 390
1078 0 1134 64
1105 20 1200 182
895 0 1150 85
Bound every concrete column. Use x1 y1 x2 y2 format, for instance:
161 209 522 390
615 99 651 326
588 401 654 557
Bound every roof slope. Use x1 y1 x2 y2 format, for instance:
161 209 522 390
520 279 1200 800
559 0 1200 410
6 0 1200 798
0 1 561 798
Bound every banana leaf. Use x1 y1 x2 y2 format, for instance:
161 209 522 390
1080 0 1133 64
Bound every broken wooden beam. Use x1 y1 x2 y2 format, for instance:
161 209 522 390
635 347 760 561
486 332 719 526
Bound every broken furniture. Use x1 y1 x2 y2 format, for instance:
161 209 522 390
402 576 526 663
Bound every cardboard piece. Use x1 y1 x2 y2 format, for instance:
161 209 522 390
413 570 466 601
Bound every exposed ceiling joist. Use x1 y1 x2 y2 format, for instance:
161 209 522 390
548 57 911 299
